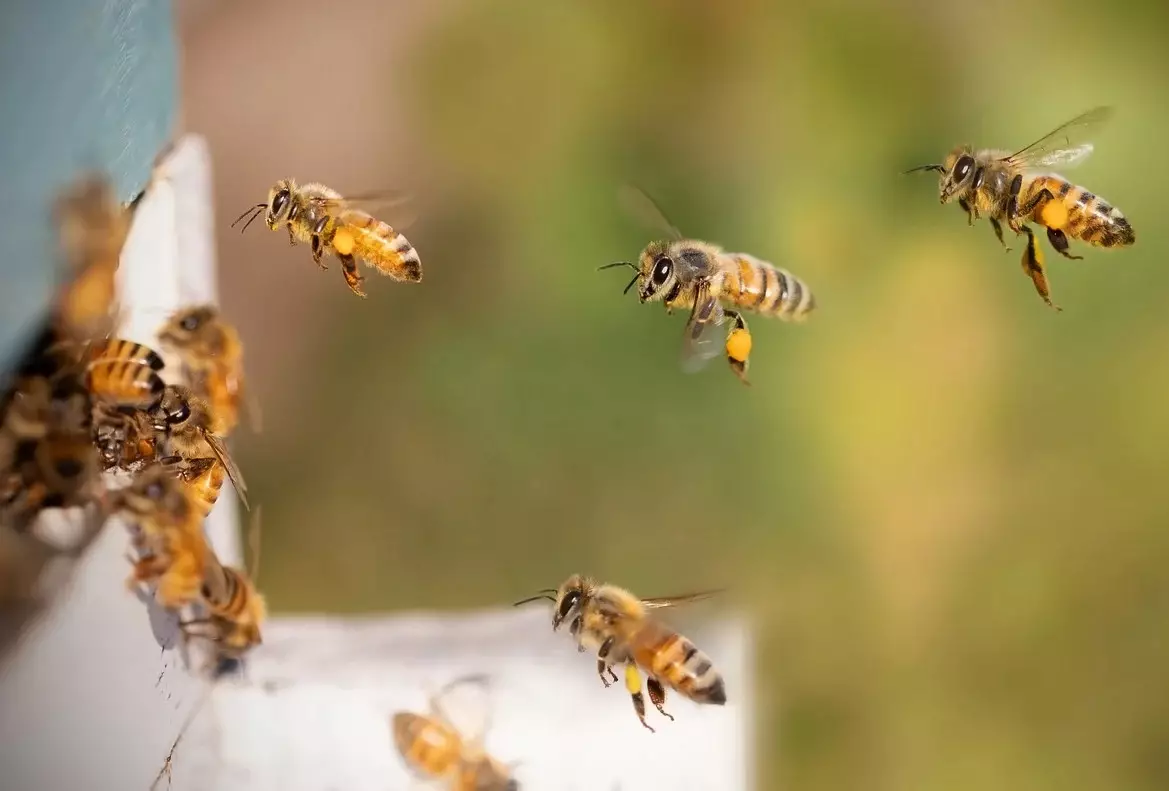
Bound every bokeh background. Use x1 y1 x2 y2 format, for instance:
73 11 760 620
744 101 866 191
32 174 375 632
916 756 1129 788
178 1 1169 789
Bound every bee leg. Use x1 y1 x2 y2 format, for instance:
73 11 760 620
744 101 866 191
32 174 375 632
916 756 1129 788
309 235 329 270
1018 187 1056 220
286 227 296 247
623 663 654 732
597 637 618 687
722 310 751 386
1020 225 1061 312
959 197 975 226
338 253 367 299
1046 227 1083 261
646 677 674 721
989 218 1011 252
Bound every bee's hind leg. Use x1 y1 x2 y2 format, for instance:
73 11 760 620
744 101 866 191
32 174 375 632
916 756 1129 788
338 253 367 298
646 677 675 722
623 663 655 733
990 218 1012 252
722 310 751 386
1046 227 1083 260
597 637 620 687
1020 225 1061 312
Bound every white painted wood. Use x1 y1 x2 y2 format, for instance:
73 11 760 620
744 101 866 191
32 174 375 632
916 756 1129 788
0 134 242 791
176 608 754 790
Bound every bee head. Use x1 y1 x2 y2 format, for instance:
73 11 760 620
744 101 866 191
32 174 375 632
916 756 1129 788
159 305 217 350
511 573 592 632
265 180 296 230
633 241 680 303
937 145 977 205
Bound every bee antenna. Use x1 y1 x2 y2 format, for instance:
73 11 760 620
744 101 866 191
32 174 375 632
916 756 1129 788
903 164 945 175
231 203 266 233
597 261 638 272
512 594 556 607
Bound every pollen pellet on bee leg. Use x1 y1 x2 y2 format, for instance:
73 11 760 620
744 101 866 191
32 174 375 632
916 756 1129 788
332 227 355 256
725 328 752 363
1039 199 1069 230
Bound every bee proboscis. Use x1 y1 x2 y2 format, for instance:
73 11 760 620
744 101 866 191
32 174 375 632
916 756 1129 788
515 574 727 732
907 106 1135 310
601 186 814 385
232 180 422 298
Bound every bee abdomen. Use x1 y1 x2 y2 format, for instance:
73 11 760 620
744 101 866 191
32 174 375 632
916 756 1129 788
340 212 423 282
1066 187 1135 248
392 713 458 776
642 632 727 705
761 264 815 321
87 339 165 370
84 360 164 408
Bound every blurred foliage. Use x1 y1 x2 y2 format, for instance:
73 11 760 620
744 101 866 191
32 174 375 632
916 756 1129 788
231 0 1169 788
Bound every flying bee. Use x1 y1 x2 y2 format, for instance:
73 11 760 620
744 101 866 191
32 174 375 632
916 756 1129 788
515 574 726 732
50 173 130 344
392 674 519 791
108 465 213 610
907 106 1135 310
158 305 255 435
151 385 248 515
181 507 266 661
232 179 422 298
601 186 814 386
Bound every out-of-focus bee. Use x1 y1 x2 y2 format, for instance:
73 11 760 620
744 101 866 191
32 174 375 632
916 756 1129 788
110 465 213 610
907 106 1135 310
181 507 266 660
151 385 249 515
84 339 166 410
158 305 253 435
232 179 422 298
515 574 726 732
392 674 519 791
601 186 814 386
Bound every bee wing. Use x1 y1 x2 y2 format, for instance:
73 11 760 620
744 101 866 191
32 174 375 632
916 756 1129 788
680 283 726 374
427 673 494 748
202 432 249 511
617 185 684 241
641 589 726 609
306 190 418 232
1001 106 1113 171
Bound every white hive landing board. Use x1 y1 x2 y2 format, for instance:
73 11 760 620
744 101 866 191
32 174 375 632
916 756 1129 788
0 134 242 791
176 608 755 790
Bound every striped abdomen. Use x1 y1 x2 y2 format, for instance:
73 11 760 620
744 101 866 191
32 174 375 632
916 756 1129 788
1024 175 1135 248
719 253 815 321
180 459 226 517
626 621 727 705
391 712 461 778
334 210 422 282
85 338 165 370
85 360 164 409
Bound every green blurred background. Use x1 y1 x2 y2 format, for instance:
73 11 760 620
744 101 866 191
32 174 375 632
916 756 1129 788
181 0 1169 788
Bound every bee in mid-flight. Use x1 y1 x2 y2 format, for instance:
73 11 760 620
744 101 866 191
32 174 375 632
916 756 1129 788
232 179 422 298
907 106 1135 310
392 674 519 791
515 574 727 732
601 186 814 385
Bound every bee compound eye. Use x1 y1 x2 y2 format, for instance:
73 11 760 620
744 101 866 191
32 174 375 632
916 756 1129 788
180 315 200 332
954 155 973 182
271 189 290 216
652 256 673 285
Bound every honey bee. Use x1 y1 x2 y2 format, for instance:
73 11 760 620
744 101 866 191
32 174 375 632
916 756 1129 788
157 305 253 435
907 106 1135 310
50 173 129 344
181 507 266 660
83 343 166 411
392 674 519 791
232 180 422 298
109 465 212 610
515 574 726 732
601 186 814 385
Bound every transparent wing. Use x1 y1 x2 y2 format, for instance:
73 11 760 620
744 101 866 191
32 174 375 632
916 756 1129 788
307 190 418 231
641 589 725 609
617 184 683 241
426 673 493 749
1001 106 1113 170
203 432 249 510
680 284 726 374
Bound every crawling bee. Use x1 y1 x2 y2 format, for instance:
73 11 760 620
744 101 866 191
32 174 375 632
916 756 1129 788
602 186 814 385
907 106 1135 310
151 385 248 516
515 574 726 732
392 674 519 791
158 305 254 435
110 465 213 611
181 507 266 660
232 179 422 298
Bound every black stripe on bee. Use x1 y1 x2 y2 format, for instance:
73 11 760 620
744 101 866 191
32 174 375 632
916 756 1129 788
783 274 800 310
1058 181 1072 198
682 644 698 663
693 658 713 677
1076 191 1095 206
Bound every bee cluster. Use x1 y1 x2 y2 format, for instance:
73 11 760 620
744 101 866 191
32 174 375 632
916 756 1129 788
0 174 260 672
